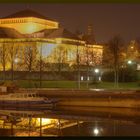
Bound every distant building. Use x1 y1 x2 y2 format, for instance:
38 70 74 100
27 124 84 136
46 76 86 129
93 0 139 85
0 9 103 71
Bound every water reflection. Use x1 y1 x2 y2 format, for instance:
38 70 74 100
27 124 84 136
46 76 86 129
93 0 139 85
0 107 139 136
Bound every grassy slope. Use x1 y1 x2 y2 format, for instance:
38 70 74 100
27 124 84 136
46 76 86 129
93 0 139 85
12 80 140 90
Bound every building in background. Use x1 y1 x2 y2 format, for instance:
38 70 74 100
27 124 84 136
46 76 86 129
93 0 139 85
0 9 103 72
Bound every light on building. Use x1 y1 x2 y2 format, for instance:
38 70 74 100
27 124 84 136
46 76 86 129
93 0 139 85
25 22 37 34
37 118 52 126
14 58 19 63
56 39 62 44
137 64 140 70
81 76 84 81
99 76 101 81
87 76 90 81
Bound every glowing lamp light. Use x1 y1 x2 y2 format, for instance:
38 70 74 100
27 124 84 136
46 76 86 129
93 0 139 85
93 128 99 135
127 60 132 64
94 68 99 73
14 58 19 63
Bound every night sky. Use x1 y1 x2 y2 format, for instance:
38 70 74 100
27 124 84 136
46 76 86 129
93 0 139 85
0 3 140 43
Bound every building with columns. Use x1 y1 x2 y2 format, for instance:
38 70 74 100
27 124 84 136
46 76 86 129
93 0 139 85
0 9 103 72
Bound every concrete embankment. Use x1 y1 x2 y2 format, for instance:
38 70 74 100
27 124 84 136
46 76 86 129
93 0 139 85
18 88 140 108
57 98 140 108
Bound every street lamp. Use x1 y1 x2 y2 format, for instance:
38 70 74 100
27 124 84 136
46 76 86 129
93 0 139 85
94 68 100 89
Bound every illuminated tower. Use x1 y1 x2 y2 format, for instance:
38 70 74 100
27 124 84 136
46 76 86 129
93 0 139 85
83 23 96 44
87 24 93 36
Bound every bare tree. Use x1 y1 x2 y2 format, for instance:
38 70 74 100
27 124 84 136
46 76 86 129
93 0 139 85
57 46 63 73
24 42 37 87
76 43 81 89
8 42 19 81
102 44 114 70
39 43 43 88
85 44 90 88
0 42 8 81
25 46 33 72
57 45 66 74
108 35 124 87
126 39 140 62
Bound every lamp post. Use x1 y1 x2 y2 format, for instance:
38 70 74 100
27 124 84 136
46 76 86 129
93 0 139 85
13 57 19 81
76 43 80 89
94 68 99 88
39 42 43 88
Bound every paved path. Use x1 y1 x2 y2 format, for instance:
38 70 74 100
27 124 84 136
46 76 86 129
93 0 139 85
18 88 140 99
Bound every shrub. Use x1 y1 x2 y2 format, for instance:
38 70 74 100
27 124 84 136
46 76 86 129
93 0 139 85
102 68 137 82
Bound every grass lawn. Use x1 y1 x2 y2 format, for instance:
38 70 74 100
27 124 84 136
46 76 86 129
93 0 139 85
94 82 140 90
16 80 81 89
10 80 140 90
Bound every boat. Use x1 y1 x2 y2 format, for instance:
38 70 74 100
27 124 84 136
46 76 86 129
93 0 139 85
0 93 58 109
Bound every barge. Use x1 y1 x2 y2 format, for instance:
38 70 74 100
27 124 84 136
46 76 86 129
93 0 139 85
0 93 58 109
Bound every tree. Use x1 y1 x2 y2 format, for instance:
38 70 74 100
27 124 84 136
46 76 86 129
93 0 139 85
53 45 67 74
0 42 8 81
25 46 33 72
107 35 124 87
102 44 114 70
84 44 90 88
8 42 19 81
126 39 140 63
76 43 81 89
57 45 64 73
24 42 37 87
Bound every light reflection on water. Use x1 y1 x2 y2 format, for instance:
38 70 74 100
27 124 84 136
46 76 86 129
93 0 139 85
0 107 139 136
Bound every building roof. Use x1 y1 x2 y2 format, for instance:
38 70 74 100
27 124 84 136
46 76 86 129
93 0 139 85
0 27 25 38
2 9 56 22
34 29 56 36
46 28 80 40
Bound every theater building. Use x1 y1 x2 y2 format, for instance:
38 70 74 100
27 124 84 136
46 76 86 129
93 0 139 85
0 9 103 72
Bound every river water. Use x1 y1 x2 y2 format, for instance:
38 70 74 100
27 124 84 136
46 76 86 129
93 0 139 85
0 106 139 136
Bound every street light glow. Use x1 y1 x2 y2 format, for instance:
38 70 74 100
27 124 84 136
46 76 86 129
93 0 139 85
93 128 99 135
99 76 101 81
94 68 99 73
127 60 132 64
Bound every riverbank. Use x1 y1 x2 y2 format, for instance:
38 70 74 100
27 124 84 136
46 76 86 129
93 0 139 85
17 88 140 108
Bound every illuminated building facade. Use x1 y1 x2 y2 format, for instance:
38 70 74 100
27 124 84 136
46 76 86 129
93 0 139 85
0 9 58 34
0 9 103 71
